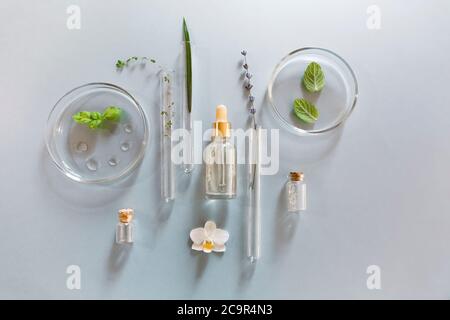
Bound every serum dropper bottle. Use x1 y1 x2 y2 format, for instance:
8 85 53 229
205 105 237 199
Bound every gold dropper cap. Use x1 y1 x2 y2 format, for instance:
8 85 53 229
118 208 134 223
212 104 231 138
289 172 304 182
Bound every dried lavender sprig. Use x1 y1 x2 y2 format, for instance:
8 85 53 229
241 49 261 264
241 49 258 190
241 50 257 127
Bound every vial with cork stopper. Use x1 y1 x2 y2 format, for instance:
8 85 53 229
286 172 306 212
116 208 134 244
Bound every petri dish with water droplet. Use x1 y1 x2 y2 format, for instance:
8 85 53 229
123 123 133 134
268 47 358 135
46 83 149 183
85 158 98 171
120 142 131 152
108 157 119 167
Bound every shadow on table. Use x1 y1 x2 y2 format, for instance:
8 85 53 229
107 236 132 277
274 187 300 256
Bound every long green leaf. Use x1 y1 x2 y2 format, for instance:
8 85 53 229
183 18 192 113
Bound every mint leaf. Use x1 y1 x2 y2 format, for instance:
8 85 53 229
73 112 92 125
89 119 102 129
102 106 122 122
293 98 319 123
90 112 102 120
73 112 89 123
303 62 325 92
72 107 122 129
72 111 103 129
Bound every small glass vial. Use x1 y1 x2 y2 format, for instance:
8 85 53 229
116 208 134 244
286 172 306 212
205 105 237 199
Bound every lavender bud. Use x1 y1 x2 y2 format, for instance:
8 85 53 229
246 72 252 79
250 107 256 114
243 63 248 70
245 83 253 90
249 95 255 102
241 50 247 56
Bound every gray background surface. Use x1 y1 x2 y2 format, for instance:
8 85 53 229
1 0 449 299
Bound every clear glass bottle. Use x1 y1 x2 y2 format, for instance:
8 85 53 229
205 105 236 199
286 172 306 212
116 208 134 244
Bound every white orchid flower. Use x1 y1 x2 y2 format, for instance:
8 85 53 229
190 221 229 253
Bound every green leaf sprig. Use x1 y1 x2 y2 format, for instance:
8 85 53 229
116 56 156 69
183 18 192 113
73 106 122 129
303 61 325 93
293 98 319 124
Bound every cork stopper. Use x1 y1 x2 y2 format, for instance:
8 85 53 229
289 171 304 182
118 208 134 223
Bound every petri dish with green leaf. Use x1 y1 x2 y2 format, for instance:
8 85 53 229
46 83 149 183
268 47 358 135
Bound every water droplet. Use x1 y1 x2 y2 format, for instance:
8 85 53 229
120 142 130 152
76 142 88 153
86 159 98 171
108 157 118 166
124 124 133 133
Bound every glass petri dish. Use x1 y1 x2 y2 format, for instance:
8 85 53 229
46 83 149 183
268 47 358 135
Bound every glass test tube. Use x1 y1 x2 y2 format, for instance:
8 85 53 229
247 126 261 262
160 70 175 202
